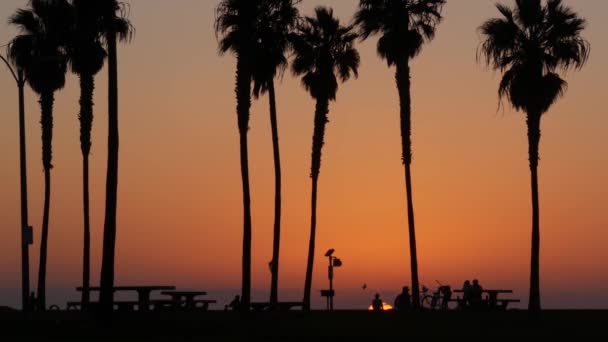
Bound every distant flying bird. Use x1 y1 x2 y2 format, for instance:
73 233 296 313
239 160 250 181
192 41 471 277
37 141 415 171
362 283 367 290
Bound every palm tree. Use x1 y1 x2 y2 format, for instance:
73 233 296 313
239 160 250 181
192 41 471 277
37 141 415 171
70 0 108 309
1 52 31 312
251 0 300 309
291 7 360 311
354 0 445 309
215 0 262 312
8 0 73 311
97 0 133 314
479 0 589 312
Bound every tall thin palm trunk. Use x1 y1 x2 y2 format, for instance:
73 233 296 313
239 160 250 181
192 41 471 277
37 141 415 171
268 79 282 307
17 69 31 312
396 59 420 309
79 73 94 309
236 54 252 312
303 97 329 311
81 156 90 308
527 114 541 312
100 31 119 314
37 91 54 311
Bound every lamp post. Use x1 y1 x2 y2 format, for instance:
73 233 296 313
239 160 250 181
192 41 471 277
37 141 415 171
324 249 342 311
1 53 32 312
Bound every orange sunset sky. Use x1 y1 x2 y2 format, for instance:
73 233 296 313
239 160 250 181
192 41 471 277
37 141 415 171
0 0 607 310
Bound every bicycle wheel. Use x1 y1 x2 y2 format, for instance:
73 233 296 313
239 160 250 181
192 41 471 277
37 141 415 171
421 295 433 309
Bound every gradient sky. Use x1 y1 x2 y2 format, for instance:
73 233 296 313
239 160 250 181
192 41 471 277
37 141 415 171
1 0 607 310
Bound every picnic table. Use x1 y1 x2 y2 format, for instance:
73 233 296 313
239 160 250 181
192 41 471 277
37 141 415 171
76 285 175 311
453 289 519 309
160 290 208 310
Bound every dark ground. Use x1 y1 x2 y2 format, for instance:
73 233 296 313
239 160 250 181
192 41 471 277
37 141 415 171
0 309 607 340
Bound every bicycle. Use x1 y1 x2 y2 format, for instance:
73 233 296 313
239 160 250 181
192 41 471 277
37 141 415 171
420 284 453 310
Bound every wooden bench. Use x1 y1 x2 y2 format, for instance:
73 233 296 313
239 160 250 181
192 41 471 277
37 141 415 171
250 301 303 312
193 299 217 311
150 299 175 311
114 301 140 312
67 300 140 311
497 299 520 310
66 301 81 311
149 299 217 311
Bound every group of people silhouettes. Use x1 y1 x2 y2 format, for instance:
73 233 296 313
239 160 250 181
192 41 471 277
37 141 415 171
371 279 486 311
371 286 412 311
460 279 484 309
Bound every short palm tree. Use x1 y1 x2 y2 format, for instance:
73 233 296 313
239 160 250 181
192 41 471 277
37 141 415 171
8 0 73 311
215 0 262 312
479 0 589 312
97 0 133 314
70 0 108 309
291 7 360 311
251 0 300 309
354 0 445 309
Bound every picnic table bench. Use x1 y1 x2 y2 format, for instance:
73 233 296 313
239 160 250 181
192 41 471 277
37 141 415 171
158 291 217 311
67 300 140 311
250 301 303 312
76 285 175 311
453 289 520 310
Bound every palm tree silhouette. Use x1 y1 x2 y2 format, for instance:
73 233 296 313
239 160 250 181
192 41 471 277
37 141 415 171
1 50 31 312
354 0 445 309
479 0 589 312
69 0 108 310
8 0 73 311
251 0 300 309
215 0 263 312
97 0 133 314
291 7 360 311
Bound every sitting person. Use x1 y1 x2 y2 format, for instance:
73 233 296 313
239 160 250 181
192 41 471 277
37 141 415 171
394 286 411 311
460 280 472 309
470 279 484 309
228 295 240 311
371 293 384 311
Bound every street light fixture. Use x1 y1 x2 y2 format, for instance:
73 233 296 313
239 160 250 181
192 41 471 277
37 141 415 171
323 248 342 311
1 53 32 312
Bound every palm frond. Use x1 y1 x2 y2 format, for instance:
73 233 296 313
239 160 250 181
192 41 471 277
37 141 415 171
354 0 445 66
291 6 359 100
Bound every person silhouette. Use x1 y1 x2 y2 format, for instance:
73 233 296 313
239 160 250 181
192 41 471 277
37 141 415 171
461 280 472 309
372 293 384 311
228 295 240 311
439 285 452 310
28 291 37 312
471 279 483 309
394 286 411 311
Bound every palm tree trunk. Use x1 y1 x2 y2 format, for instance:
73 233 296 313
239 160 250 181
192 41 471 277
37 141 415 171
17 69 31 312
527 114 541 312
37 91 54 311
82 156 91 309
79 73 94 309
303 97 329 311
396 59 420 309
268 80 282 308
236 53 252 313
100 31 119 315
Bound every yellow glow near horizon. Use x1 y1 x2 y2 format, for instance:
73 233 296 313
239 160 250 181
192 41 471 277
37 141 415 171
368 303 393 311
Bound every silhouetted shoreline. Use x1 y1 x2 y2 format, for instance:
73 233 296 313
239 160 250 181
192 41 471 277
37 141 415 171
1 310 607 339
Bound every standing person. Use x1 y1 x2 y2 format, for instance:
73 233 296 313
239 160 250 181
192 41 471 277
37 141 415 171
439 285 452 310
372 293 384 311
394 286 411 311
461 280 472 309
